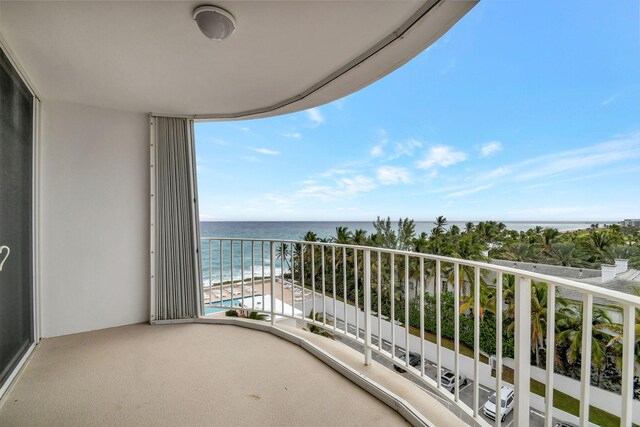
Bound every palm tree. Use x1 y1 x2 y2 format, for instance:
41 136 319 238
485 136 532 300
556 305 614 385
600 286 640 369
275 242 291 272
500 242 540 262
530 282 550 368
465 222 475 233
546 242 580 266
352 229 368 245
303 231 318 242
333 226 352 244
432 215 448 237
589 231 612 252
541 228 560 248
459 284 495 321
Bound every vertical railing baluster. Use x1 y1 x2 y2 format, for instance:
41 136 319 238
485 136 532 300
291 243 295 317
405 255 410 370
311 244 316 322
364 249 372 365
454 263 460 402
251 241 255 310
621 304 635 427
579 293 593 427
355 249 359 339
208 240 212 306
241 241 245 307
230 240 234 307
391 253 395 357
436 259 442 388
544 282 556 427
332 246 337 331
219 240 223 306
495 271 503 427
261 241 265 309
343 248 347 334
514 276 532 426
420 257 425 377
473 266 480 418
270 242 276 326
322 245 326 326
281 242 285 315
301 244 305 320
377 251 382 352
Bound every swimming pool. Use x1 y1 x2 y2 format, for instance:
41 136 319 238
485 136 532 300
204 296 261 314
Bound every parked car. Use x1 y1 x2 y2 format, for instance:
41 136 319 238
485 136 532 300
439 369 467 392
553 422 578 427
393 351 422 373
483 386 514 422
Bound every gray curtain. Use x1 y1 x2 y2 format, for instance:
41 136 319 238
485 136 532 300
153 117 200 320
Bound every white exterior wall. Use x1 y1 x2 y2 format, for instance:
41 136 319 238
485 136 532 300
40 100 149 337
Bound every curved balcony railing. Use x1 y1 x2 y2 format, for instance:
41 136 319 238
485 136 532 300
199 237 640 427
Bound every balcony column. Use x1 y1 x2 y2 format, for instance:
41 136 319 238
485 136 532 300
514 276 531 426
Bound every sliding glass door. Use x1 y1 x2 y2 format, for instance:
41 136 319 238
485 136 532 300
0 48 34 389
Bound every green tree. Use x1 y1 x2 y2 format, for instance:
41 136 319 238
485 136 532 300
556 305 614 385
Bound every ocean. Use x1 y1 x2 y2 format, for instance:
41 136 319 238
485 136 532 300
200 220 597 241
198 221 597 284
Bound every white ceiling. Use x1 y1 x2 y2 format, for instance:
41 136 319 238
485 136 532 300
0 1 476 120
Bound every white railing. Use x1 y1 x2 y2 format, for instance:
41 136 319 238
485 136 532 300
199 237 640 427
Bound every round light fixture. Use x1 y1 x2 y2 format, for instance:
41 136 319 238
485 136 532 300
193 5 236 40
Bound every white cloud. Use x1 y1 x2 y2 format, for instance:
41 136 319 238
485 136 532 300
480 141 502 157
377 167 411 185
307 108 325 126
319 168 353 177
515 134 640 181
446 184 493 198
263 193 290 207
392 138 422 159
298 175 376 201
253 147 279 155
417 145 467 169
482 166 511 180
370 128 389 157
283 132 302 139
370 145 384 157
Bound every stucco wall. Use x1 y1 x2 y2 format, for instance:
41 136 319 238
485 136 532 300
40 100 149 337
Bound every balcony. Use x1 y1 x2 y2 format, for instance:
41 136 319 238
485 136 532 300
197 237 640 427
0 2 637 427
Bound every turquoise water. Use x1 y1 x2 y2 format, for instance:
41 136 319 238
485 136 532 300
198 220 597 284
204 297 248 314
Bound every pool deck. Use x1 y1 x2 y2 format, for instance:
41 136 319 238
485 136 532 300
203 278 312 309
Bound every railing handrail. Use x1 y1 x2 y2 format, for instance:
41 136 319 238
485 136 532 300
201 236 640 308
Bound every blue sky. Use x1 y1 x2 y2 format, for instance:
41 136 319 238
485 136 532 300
195 0 640 222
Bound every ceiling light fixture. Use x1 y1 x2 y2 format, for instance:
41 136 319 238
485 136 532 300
193 5 236 40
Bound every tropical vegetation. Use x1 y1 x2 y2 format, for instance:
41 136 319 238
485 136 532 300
285 217 640 398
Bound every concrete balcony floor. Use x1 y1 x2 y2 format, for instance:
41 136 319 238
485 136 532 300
0 322 466 426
